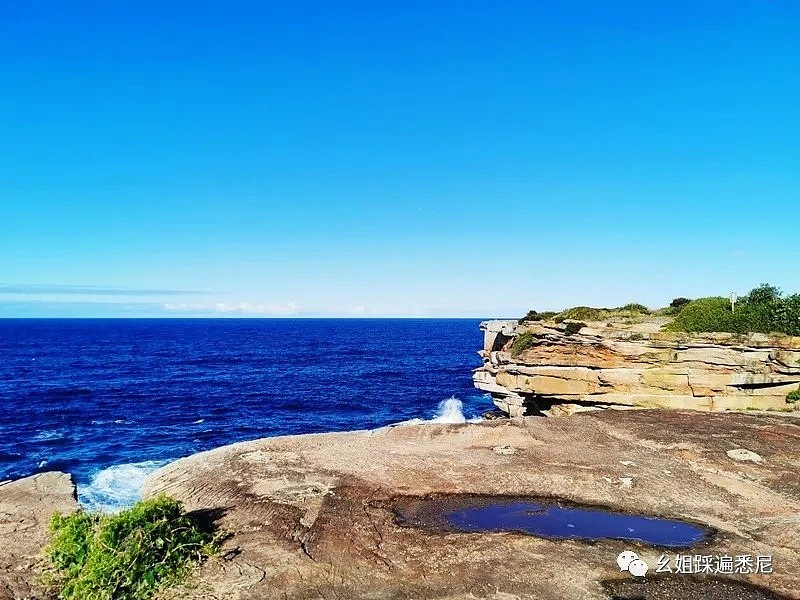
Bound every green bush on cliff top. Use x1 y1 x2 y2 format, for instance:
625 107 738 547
44 495 217 600
518 303 651 324
665 284 800 336
518 309 558 323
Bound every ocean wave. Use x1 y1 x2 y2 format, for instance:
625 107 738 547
78 460 170 513
431 396 481 423
33 429 68 442
398 396 483 426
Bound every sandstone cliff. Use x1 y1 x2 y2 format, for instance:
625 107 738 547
474 319 800 417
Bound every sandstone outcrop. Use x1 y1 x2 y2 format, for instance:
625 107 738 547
143 410 800 600
475 319 800 417
0 472 78 600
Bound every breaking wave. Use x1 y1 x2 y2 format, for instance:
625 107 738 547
399 396 482 426
77 460 169 513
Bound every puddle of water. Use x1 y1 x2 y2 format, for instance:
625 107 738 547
394 496 710 548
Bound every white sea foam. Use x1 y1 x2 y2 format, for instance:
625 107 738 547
430 396 469 423
399 396 482 426
34 429 66 441
78 460 169 513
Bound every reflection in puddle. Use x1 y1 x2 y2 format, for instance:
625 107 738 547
394 496 710 548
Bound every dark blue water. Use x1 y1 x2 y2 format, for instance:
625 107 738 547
0 319 489 510
445 501 709 547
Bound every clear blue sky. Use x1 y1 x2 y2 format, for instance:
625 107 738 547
1 1 797 317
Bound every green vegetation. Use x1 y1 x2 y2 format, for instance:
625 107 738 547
515 283 800 336
511 331 536 356
663 297 692 315
619 303 650 314
518 309 558 323
670 297 692 309
44 496 217 600
787 390 800 405
553 304 650 323
665 284 800 336
564 321 586 336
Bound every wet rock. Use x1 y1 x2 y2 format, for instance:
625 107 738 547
482 408 507 420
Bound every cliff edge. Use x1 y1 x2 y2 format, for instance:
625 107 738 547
474 319 800 417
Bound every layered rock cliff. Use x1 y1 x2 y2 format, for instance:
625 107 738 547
474 319 800 417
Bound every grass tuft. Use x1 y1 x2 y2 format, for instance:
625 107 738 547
44 495 217 600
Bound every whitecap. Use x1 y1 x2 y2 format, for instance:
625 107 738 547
77 460 170 513
397 396 483 426
34 429 65 441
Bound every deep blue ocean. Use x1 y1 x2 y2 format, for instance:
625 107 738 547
0 319 489 511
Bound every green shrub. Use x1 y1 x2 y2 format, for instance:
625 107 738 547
45 496 217 600
558 306 606 321
665 284 800 336
564 321 586 335
745 283 781 305
518 310 557 323
787 390 800 404
552 304 650 322
670 297 692 309
619 303 650 314
511 331 536 356
664 297 733 332
775 294 800 336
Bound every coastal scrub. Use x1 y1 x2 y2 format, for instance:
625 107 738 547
665 284 800 336
511 331 536 356
44 495 216 600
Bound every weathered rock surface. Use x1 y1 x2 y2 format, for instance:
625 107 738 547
144 410 800 600
0 472 78 600
475 320 800 417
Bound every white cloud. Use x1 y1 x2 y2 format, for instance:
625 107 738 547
163 301 300 316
